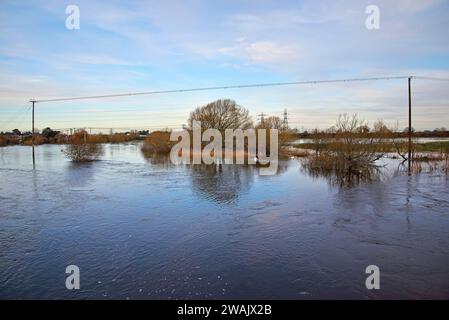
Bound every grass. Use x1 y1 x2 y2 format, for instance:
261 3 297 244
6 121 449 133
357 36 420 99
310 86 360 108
292 141 449 153
414 141 449 152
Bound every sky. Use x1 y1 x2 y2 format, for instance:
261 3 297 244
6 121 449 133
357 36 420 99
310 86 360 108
0 0 449 132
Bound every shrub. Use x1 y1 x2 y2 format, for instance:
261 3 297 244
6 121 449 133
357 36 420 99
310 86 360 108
23 135 46 145
63 143 103 162
87 133 138 144
301 152 381 188
62 131 102 162
142 130 174 154
323 114 387 169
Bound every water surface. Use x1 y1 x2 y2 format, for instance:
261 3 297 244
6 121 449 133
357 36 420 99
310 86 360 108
1 143 448 299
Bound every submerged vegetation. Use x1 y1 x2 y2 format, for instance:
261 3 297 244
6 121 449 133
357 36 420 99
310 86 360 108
411 147 449 174
298 114 449 186
141 99 297 161
299 114 386 187
301 114 387 176
62 131 103 162
141 130 174 154
301 154 383 188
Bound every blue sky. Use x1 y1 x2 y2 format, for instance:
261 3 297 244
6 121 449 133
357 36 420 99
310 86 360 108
1 0 449 132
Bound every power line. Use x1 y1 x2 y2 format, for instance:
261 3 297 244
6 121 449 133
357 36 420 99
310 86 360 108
16 74 448 132
412 76 449 82
31 76 411 103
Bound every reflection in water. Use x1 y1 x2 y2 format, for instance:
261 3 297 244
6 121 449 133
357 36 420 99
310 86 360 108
189 164 255 204
65 162 96 188
141 150 174 168
141 150 288 204
301 159 383 188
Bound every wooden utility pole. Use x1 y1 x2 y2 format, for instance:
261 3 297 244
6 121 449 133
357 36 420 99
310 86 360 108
31 100 35 143
408 77 412 175
30 99 36 168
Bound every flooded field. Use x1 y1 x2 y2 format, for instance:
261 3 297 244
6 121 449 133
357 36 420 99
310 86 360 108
1 143 448 299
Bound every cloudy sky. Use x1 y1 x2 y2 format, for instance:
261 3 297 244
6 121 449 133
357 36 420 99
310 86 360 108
0 0 448 132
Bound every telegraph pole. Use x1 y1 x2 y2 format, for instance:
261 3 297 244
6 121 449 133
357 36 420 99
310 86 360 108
30 99 36 168
30 99 35 143
408 77 412 175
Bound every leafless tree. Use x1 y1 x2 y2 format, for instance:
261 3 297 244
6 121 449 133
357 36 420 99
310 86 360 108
303 114 389 176
257 116 283 130
188 99 252 132
331 114 387 167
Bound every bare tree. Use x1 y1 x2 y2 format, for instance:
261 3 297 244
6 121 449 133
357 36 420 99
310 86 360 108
256 116 283 130
188 99 252 132
301 114 390 186
332 113 386 166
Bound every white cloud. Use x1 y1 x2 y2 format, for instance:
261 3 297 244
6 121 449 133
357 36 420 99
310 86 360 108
219 40 303 64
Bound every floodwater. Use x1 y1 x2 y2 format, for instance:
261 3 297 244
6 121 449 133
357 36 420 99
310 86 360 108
0 143 448 299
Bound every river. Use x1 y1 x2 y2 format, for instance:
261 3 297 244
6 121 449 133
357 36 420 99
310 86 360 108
0 143 448 299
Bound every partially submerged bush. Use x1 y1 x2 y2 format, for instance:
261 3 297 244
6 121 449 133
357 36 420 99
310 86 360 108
301 152 382 188
410 149 449 175
142 130 174 154
300 114 388 187
303 114 387 173
329 114 387 165
63 131 102 162
63 144 102 162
